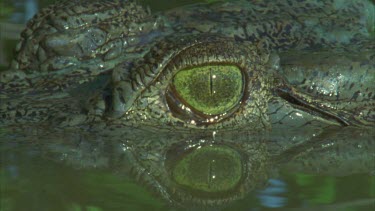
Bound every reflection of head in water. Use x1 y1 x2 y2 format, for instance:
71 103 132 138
115 129 270 207
41 127 270 207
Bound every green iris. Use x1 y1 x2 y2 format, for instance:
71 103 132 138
173 65 244 115
172 145 242 193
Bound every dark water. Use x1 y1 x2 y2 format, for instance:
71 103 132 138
0 141 164 211
1 126 374 211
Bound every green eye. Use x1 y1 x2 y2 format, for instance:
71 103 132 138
171 145 242 193
172 65 244 115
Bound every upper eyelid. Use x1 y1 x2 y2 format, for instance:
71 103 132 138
112 34 260 98
113 35 214 91
109 35 228 115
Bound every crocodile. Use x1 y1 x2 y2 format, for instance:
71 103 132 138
0 0 374 207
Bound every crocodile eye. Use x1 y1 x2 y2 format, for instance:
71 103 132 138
172 65 244 116
171 145 243 193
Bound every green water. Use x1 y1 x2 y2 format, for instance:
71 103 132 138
1 130 374 211
0 140 165 211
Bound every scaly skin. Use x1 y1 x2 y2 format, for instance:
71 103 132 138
0 0 374 207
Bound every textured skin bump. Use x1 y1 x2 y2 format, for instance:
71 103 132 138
13 0 150 72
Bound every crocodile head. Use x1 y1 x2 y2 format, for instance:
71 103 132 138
0 0 374 207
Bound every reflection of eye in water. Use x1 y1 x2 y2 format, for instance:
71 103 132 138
20 127 271 207
123 130 271 206
168 145 243 193
115 127 375 207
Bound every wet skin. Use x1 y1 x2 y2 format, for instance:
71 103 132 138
0 0 374 207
